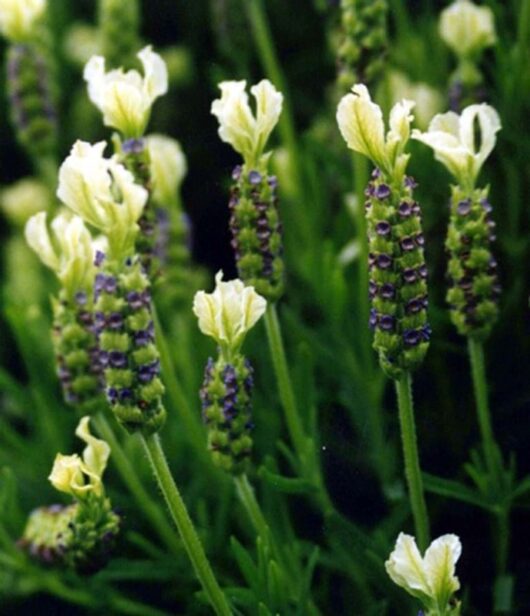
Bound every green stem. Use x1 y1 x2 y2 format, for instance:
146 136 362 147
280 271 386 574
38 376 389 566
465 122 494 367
395 372 430 551
264 304 307 463
467 338 497 476
153 307 207 457
234 473 269 540
93 413 182 556
140 433 232 616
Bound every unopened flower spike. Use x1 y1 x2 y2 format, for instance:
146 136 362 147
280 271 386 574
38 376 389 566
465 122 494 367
20 416 120 573
57 140 167 435
413 104 501 339
337 84 431 379
25 211 105 413
98 0 140 69
1 0 58 170
212 79 285 301
335 0 388 92
439 0 496 110
386 533 462 615
194 273 266 473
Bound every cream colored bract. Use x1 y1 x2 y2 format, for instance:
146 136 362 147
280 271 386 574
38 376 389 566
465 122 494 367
412 103 501 189
440 0 496 59
0 0 45 42
211 79 283 168
336 83 415 182
57 140 148 259
25 211 95 298
385 533 462 614
193 271 267 357
84 46 168 137
147 134 187 205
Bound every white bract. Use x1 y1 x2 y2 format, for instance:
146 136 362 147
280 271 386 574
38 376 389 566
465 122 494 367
57 140 148 259
84 46 168 137
387 71 444 131
336 83 415 182
386 533 462 614
147 134 187 205
193 271 267 356
440 0 496 59
211 79 283 168
25 211 95 297
0 0 45 42
412 103 501 189
49 416 110 499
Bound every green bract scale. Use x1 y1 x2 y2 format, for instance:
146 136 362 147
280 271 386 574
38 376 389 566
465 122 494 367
200 355 254 474
6 40 57 163
19 497 120 574
94 256 166 435
98 0 140 69
366 170 430 379
446 186 500 339
229 165 284 302
52 291 104 414
336 0 388 90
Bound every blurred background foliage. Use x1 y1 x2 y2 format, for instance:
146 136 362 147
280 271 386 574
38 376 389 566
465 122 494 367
0 0 529 614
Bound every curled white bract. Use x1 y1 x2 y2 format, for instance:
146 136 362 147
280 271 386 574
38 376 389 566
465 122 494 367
440 0 496 58
412 103 501 188
147 134 187 205
336 83 415 180
57 140 148 259
211 79 283 166
25 211 95 296
193 271 267 354
49 417 110 499
0 0 45 42
385 533 462 610
84 46 168 137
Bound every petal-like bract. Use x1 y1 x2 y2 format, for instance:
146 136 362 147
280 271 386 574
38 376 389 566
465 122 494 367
0 0 45 42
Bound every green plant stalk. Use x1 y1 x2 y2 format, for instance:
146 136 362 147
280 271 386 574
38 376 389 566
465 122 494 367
467 338 498 477
140 433 232 616
93 413 182 556
264 304 307 462
153 307 207 457
395 372 430 551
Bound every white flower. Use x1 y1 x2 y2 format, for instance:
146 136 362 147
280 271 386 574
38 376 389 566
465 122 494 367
387 71 444 131
336 83 415 180
211 79 283 167
49 417 110 499
57 140 148 259
84 45 168 137
0 0 45 42
385 533 462 612
147 134 187 205
412 103 501 188
1 178 51 227
25 211 95 296
440 0 496 59
193 271 267 355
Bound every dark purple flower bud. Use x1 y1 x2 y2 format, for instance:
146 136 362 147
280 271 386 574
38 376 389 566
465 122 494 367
374 184 391 200
103 276 117 294
480 198 492 213
369 280 378 298
371 168 381 179
419 265 428 279
109 351 127 369
375 221 391 236
403 268 418 284
134 329 152 346
379 315 395 331
415 233 425 247
376 254 393 269
404 176 418 189
400 237 415 252
232 165 242 181
369 309 378 329
457 199 472 216
122 138 145 154
248 170 262 185
127 291 143 310
94 312 107 329
403 329 421 347
75 291 87 306
99 351 110 367
380 283 396 300
398 202 412 218
118 388 132 402
107 388 118 404
94 251 105 266
108 313 124 330
406 298 423 314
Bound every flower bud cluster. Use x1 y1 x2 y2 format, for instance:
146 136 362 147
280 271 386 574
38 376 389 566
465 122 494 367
229 165 284 302
98 0 140 69
366 170 430 379
200 355 254 474
336 0 388 91
94 256 166 435
446 186 499 339
6 41 57 162
52 291 104 414
20 499 121 573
